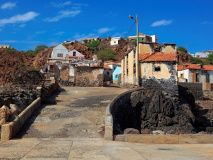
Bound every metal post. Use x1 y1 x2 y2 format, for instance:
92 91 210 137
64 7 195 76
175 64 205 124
136 14 139 86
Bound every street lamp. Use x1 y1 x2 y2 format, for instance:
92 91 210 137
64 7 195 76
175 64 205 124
129 14 139 86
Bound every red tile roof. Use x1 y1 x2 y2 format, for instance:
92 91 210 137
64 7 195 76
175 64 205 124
139 53 151 61
178 64 201 71
91 65 103 68
48 62 56 66
140 52 177 62
203 65 213 71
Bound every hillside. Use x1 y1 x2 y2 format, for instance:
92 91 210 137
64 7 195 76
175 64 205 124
0 48 34 85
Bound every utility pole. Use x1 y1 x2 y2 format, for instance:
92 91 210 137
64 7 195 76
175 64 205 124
136 14 139 86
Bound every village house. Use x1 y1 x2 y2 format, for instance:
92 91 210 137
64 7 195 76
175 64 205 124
178 63 213 91
110 37 121 46
0 44 10 49
128 33 158 43
47 43 104 87
195 50 213 58
121 42 178 96
113 66 121 84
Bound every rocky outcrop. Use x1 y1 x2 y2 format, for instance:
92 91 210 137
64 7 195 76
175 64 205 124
113 88 213 135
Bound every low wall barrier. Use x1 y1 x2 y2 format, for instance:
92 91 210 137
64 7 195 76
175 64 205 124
1 97 41 144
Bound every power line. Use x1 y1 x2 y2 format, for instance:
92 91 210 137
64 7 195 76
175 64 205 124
125 21 136 38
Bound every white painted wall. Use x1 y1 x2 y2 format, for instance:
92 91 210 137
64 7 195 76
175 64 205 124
178 69 189 81
150 35 158 43
51 44 68 59
68 49 84 57
110 37 121 45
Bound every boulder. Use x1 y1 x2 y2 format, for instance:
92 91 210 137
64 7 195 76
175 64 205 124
0 105 10 125
153 130 165 135
9 104 21 116
124 128 140 134
141 129 152 134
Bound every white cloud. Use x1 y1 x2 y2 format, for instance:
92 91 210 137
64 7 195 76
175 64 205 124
1 2 16 10
0 12 39 26
36 31 46 34
201 21 213 25
44 10 81 22
0 40 41 43
19 24 26 28
48 42 59 47
51 1 72 8
98 27 114 34
151 20 172 27
55 31 65 36
112 31 127 37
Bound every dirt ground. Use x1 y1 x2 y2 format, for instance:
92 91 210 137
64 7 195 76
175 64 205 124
16 86 127 139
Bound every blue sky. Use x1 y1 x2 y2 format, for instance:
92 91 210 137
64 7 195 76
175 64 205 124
0 0 212 55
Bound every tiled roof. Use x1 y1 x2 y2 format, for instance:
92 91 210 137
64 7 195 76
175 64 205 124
203 65 213 71
69 56 84 58
48 62 56 66
139 53 151 61
178 63 201 71
91 65 103 68
140 52 177 62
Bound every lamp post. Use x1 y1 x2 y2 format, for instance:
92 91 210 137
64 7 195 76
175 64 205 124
129 14 139 86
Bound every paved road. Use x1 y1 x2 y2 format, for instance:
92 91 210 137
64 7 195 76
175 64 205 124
0 86 213 160
16 87 127 139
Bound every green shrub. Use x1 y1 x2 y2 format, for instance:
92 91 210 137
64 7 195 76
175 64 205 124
87 41 99 50
97 48 116 61
6 48 16 54
177 46 187 52
19 63 25 67
28 66 36 71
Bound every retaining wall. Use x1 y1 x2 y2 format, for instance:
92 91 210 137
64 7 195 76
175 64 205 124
1 97 41 144
105 88 143 140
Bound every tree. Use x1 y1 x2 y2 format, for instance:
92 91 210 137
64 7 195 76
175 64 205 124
190 57 204 64
34 45 48 54
83 39 88 44
177 46 187 52
207 53 213 64
87 41 99 50
26 50 35 56
97 48 116 61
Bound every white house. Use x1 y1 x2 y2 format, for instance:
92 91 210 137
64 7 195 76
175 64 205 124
68 49 85 59
178 63 213 90
51 44 85 59
195 50 213 58
110 37 121 46
51 44 68 59
150 35 158 43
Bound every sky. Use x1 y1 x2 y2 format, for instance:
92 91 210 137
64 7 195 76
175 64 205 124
0 0 212 55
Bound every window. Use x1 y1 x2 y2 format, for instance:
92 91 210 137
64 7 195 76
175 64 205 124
181 73 183 78
114 41 116 43
115 75 118 78
73 52 76 56
107 72 109 76
154 66 161 72
57 53 63 57
206 74 210 83
196 73 199 82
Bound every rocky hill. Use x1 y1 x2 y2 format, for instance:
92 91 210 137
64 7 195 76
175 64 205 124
0 48 34 86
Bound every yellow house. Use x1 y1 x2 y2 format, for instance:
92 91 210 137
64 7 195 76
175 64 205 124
121 42 178 96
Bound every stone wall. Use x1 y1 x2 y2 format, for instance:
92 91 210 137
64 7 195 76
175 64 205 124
105 87 213 140
60 66 104 87
178 82 203 100
142 62 178 97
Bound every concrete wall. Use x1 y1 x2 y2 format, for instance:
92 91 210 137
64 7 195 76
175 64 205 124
1 98 41 143
178 82 203 100
105 88 142 140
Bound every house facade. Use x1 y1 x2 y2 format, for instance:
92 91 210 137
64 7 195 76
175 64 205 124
0 45 10 48
195 50 213 58
113 66 121 83
110 37 121 45
51 44 85 60
121 42 178 96
178 63 213 90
